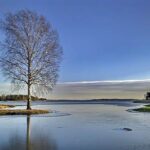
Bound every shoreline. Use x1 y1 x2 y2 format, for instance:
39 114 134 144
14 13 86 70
46 99 139 102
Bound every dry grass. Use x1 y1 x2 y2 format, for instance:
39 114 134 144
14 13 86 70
0 109 50 115
0 104 50 115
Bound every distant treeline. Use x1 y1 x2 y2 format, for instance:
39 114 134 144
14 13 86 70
0 95 47 101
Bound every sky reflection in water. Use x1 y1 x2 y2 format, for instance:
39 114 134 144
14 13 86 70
0 102 150 150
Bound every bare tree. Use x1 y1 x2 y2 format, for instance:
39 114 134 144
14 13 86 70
0 10 62 110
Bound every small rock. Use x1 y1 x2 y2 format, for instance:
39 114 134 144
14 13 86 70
122 128 132 131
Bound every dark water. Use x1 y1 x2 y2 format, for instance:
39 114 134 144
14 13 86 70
0 101 149 150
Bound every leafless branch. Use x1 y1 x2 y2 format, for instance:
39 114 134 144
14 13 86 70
0 10 63 108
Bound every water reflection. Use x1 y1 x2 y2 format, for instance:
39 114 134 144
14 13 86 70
1 116 57 150
1 103 150 150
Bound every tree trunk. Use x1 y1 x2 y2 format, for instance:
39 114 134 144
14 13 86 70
27 84 31 110
27 48 31 110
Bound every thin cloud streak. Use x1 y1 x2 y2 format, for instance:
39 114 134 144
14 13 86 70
59 79 150 85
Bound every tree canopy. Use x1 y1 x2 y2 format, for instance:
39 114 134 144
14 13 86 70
0 10 62 109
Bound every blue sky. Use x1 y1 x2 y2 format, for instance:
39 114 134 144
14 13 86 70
1 0 150 83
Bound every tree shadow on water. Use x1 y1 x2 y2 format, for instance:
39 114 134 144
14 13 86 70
1 116 57 150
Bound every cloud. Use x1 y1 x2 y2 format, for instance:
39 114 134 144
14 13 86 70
49 79 150 100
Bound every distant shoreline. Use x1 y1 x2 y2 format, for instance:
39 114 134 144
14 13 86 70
44 99 150 104
46 99 141 103
0 98 149 104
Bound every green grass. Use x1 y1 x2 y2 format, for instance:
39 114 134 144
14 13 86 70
133 105 150 112
0 109 50 115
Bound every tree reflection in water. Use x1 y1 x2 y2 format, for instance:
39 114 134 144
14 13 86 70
1 116 57 150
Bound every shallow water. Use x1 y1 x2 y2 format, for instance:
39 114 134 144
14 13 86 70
0 101 150 150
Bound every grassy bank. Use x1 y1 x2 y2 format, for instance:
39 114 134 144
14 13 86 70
0 104 50 115
0 109 50 115
133 105 150 112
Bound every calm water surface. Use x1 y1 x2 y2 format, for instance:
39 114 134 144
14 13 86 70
0 101 150 150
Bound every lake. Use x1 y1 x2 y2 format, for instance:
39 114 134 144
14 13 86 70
0 101 150 150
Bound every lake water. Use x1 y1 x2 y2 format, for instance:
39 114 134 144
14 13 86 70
0 101 150 150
